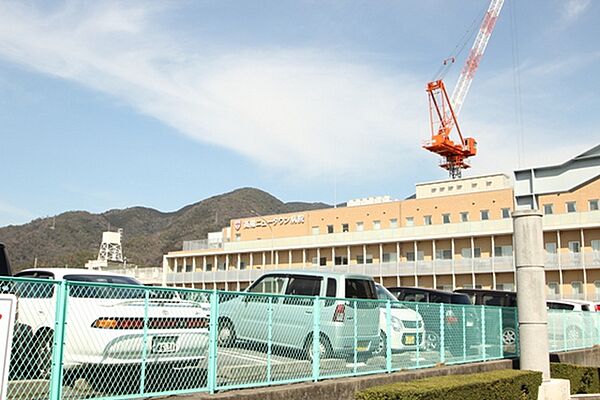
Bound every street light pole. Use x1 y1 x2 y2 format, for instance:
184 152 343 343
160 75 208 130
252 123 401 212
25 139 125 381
250 210 274 269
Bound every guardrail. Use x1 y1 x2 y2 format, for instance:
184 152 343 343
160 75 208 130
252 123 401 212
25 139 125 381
1 277 599 400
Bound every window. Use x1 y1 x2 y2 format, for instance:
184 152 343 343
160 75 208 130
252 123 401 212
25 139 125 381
334 256 348 265
593 240 600 252
457 185 462 190
543 204 554 215
472 183 478 188
461 248 472 258
590 199 599 211
345 279 377 300
205 263 213 272
486 180 492 187
373 220 381 230
480 209 490 220
435 249 452 260
442 213 451 224
248 275 287 294
595 281 600 301
545 242 557 254
547 282 560 299
311 226 320 235
568 241 580 253
405 217 414 227
571 281 583 299
341 223 349 232
389 218 398 228
327 224 334 234
402 291 427 303
356 221 364 232
547 302 574 311
382 252 397 263
496 283 515 291
285 276 321 297
501 208 511 219
235 233 241 241
356 254 373 264
326 278 337 298
460 212 469 222
320 257 327 266
218 261 226 271
566 201 577 213
406 251 424 261
423 215 432 225
495 245 513 257
239 261 246 270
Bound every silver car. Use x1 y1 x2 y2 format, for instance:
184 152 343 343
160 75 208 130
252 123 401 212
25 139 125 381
217 270 380 361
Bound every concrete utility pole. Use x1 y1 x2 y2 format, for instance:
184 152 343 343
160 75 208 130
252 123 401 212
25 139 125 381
513 210 569 399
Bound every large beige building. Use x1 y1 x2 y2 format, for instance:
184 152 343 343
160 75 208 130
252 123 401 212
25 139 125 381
152 145 600 300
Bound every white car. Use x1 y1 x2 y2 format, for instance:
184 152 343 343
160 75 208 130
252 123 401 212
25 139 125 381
373 284 425 355
12 268 210 378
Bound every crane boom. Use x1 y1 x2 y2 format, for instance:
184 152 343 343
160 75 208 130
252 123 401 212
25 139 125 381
451 0 504 118
423 0 504 179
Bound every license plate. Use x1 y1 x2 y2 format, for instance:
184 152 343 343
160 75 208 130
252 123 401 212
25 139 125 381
151 336 178 354
356 341 369 352
404 335 415 345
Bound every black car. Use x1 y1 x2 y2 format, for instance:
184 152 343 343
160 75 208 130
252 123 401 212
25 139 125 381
0 243 12 276
386 287 478 356
454 288 518 354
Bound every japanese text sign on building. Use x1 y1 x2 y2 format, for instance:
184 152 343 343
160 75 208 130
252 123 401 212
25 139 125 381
0 295 17 400
233 214 305 230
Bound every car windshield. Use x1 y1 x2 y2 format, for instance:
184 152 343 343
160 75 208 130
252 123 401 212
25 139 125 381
375 285 405 308
64 274 145 299
450 294 472 305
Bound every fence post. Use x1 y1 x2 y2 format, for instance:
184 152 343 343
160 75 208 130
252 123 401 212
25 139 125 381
49 280 68 400
267 296 273 383
139 289 150 394
207 289 219 393
353 300 358 373
439 303 445 364
562 310 567 352
498 307 503 359
415 303 420 369
385 300 392 373
481 305 486 361
462 306 466 361
312 296 321 382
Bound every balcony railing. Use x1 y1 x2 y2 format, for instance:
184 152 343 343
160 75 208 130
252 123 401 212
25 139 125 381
156 252 599 285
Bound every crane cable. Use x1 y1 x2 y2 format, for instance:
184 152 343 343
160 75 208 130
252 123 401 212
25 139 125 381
432 3 488 81
509 0 525 168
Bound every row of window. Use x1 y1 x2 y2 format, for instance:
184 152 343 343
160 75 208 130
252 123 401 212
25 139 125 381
546 240 600 254
311 208 512 235
543 199 599 215
430 180 494 194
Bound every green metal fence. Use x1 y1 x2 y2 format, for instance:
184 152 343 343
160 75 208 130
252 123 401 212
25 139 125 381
1 276 598 400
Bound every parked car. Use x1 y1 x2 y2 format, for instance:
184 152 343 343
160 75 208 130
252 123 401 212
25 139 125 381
11 268 210 379
373 284 425 355
454 288 518 351
0 243 11 276
217 271 380 361
386 286 475 354
558 299 600 312
546 300 594 346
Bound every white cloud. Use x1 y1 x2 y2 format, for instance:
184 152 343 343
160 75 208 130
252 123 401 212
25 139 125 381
562 0 591 22
0 0 597 185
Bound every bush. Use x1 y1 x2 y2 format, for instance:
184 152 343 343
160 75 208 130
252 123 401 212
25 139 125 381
551 362 600 394
355 369 542 400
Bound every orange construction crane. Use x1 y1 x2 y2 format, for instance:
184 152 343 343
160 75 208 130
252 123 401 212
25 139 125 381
423 0 504 179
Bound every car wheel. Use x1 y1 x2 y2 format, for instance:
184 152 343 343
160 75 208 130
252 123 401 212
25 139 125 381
372 330 387 357
305 334 331 363
502 327 517 346
35 330 54 379
425 331 439 352
217 320 236 347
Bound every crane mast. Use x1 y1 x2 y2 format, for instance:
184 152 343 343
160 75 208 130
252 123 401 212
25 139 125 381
423 0 504 179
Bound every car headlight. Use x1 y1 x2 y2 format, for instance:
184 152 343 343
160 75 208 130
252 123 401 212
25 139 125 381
391 316 403 331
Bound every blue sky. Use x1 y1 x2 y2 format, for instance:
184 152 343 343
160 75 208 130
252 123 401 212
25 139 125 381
0 0 598 227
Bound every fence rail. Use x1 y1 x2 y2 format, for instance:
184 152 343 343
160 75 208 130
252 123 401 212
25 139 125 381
1 277 599 400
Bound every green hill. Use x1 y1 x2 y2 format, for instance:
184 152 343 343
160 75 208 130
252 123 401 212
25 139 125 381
0 188 329 272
